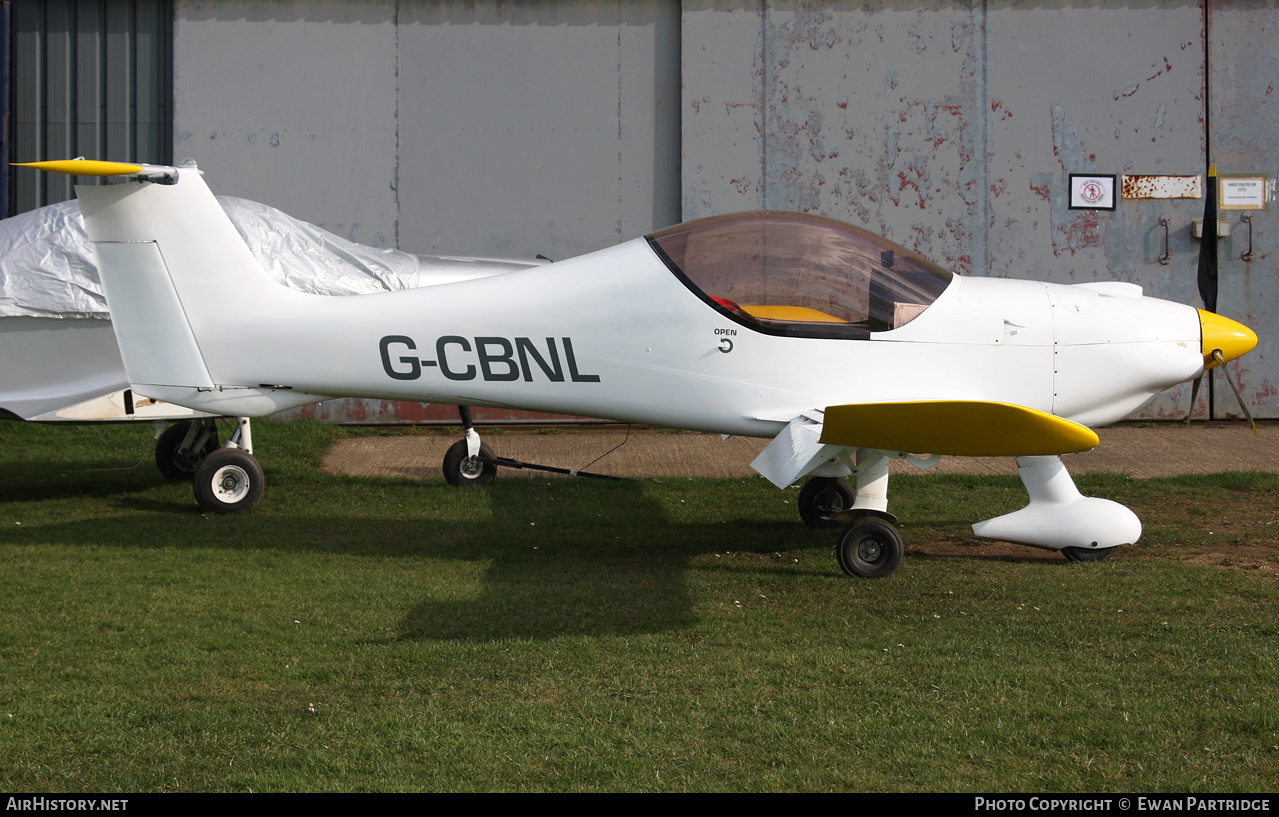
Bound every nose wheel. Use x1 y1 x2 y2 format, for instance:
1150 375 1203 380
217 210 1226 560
442 405 498 487
443 438 497 487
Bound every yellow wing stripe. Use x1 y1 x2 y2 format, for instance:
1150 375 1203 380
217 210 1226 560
13 159 145 177
819 401 1099 457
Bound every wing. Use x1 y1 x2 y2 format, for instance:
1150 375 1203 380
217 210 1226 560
819 401 1099 457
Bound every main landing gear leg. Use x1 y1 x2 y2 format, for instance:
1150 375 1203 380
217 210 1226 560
443 405 496 487
831 449 903 579
155 418 221 480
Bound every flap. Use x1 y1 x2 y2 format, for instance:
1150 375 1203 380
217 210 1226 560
819 401 1099 457
750 412 848 488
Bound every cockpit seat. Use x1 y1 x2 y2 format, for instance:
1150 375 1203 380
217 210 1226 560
740 305 847 324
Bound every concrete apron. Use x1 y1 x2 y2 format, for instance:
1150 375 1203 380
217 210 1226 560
322 423 1277 481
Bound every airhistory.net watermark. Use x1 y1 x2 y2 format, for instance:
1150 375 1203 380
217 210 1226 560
5 799 128 811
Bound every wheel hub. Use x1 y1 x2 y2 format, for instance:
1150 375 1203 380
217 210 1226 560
460 457 484 478
858 539 883 563
213 465 251 502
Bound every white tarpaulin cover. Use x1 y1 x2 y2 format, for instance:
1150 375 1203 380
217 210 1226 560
0 196 429 319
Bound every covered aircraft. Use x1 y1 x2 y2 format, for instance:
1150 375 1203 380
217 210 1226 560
15 159 1259 577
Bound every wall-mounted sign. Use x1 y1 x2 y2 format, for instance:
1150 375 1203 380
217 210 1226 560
1120 174 1203 199
1069 174 1116 210
1219 175 1268 210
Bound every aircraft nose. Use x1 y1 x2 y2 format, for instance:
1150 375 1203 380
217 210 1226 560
1199 309 1258 368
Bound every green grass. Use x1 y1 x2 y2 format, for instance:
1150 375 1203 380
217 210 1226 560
0 420 1276 791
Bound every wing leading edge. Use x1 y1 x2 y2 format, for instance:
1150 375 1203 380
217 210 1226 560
819 401 1099 457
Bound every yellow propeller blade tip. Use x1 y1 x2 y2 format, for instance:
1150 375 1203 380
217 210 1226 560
13 159 145 177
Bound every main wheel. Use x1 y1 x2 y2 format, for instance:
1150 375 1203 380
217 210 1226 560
193 448 265 514
443 439 497 487
798 477 854 529
1061 546 1118 563
836 518 904 578
155 421 219 481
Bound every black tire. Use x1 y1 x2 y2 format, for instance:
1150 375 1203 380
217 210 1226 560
798 477 854 528
836 518 904 578
443 439 497 487
155 421 219 481
1062 546 1118 563
193 448 264 514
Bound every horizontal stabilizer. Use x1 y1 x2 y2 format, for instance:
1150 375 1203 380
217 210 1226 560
819 401 1099 457
14 159 178 183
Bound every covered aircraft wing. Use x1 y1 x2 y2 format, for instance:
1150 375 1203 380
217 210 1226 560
818 401 1100 457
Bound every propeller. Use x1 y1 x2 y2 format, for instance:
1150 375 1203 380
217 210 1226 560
1185 165 1219 427
1197 167 1220 314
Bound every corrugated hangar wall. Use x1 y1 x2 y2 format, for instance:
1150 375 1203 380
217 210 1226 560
15 0 1277 422
10 0 173 214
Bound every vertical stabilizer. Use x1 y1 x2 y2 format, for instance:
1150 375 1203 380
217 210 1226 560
33 161 330 416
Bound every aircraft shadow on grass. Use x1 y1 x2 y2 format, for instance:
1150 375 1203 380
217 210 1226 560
1 472 860 641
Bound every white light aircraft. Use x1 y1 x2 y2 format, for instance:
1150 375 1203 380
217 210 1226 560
18 159 1259 577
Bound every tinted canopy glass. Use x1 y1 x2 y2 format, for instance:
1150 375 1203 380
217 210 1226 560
649 211 953 339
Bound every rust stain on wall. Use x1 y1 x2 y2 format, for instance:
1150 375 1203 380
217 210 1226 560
1121 174 1203 199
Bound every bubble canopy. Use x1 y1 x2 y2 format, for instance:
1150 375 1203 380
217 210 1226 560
647 211 954 339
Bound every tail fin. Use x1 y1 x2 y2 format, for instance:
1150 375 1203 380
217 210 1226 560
21 159 326 416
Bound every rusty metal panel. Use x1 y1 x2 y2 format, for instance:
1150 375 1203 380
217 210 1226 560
681 0 1278 419
683 0 985 274
681 3 767 214
1121 175 1204 199
985 0 1207 419
683 0 1206 282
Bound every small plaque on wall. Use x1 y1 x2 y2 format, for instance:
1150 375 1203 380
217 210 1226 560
1219 175 1268 210
1069 174 1117 210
